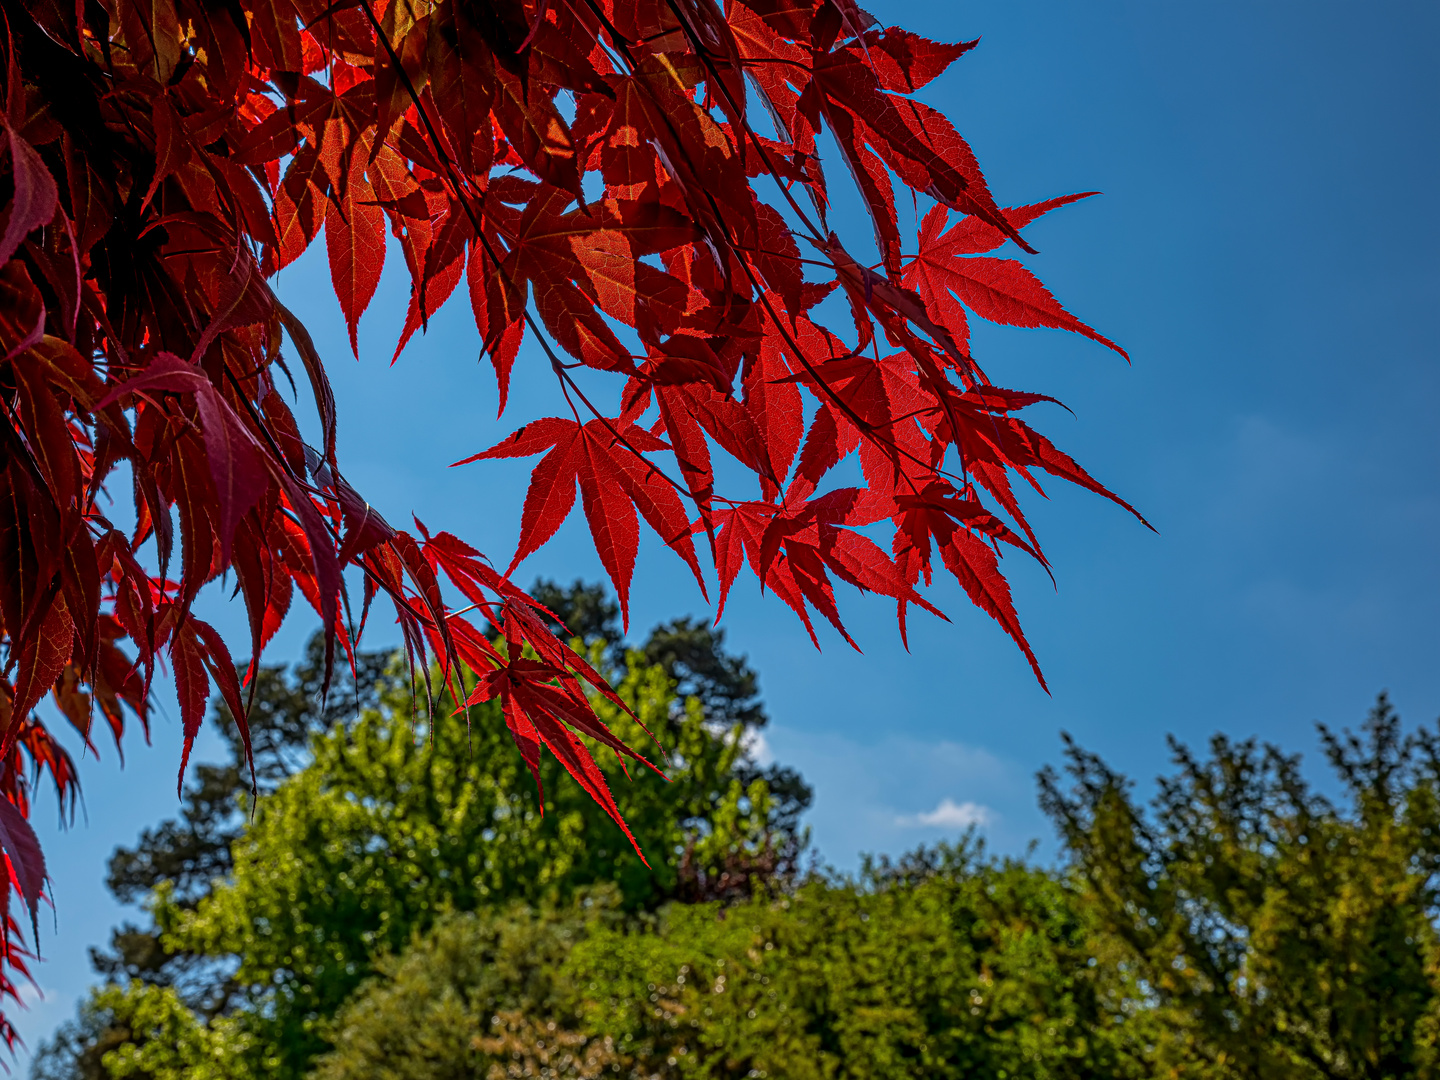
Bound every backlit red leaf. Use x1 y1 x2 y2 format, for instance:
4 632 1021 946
327 154 386 357
0 0 1150 1025
0 797 45 944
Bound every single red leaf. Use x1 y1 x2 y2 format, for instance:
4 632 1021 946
392 240 464 363
192 383 269 564
466 241 524 415
190 618 255 787
912 252 1128 360
493 63 580 195
326 155 386 357
95 351 208 411
271 143 329 272
501 689 545 806
231 97 324 165
275 477 345 679
0 797 46 946
844 27 978 93
10 593 72 745
507 431 584 574
824 104 903 274
919 193 1098 258
520 690 648 864
516 676 662 776
9 352 80 514
606 437 707 596
577 429 640 628
0 125 58 268
168 618 210 796
141 95 188 211
939 527 1047 691
791 403 858 499
998 414 1152 528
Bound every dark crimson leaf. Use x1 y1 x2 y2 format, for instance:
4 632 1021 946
0 796 45 944
0 125 57 268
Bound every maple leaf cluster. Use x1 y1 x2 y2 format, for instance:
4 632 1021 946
0 0 1143 1043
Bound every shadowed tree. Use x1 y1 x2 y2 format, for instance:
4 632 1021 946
1040 695 1440 1079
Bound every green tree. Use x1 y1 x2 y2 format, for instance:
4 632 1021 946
313 841 1146 1080
527 581 811 862
1039 694 1440 1079
311 896 624 1080
37 583 806 1080
34 639 393 1080
94 637 393 1009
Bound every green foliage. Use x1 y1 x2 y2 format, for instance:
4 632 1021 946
92 635 392 1004
78 985 253 1080
37 583 807 1080
564 843 1143 1080
31 986 256 1080
314 842 1142 1080
1040 694 1440 1079
310 895 623 1080
36 589 1440 1080
155 652 789 1074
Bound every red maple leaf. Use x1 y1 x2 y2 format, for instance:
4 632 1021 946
459 418 704 627
0 0 1149 1032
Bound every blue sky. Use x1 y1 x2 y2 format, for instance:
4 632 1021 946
13 0 1440 1061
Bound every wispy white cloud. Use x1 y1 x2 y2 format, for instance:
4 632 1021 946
896 798 993 829
754 725 1038 867
720 727 775 767
740 729 774 767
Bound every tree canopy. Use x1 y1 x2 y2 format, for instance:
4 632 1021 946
312 847 1142 1080
38 584 811 1077
0 0 1143 1034
34 605 1440 1080
1040 694 1440 1078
